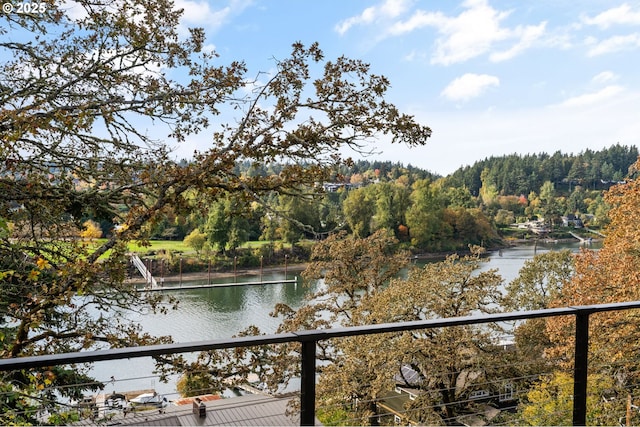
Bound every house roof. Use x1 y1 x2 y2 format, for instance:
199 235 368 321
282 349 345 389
75 394 305 426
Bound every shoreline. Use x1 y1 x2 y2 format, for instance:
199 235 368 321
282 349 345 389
126 249 486 284
126 237 600 284
126 263 309 284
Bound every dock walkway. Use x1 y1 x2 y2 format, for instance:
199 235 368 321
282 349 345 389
130 255 158 288
568 231 593 244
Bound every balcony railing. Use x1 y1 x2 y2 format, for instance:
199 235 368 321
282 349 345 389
2 300 640 426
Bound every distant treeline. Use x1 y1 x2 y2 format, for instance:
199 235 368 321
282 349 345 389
226 143 638 196
443 143 638 196
226 158 441 182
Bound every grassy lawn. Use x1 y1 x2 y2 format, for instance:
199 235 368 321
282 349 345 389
92 239 293 255
89 239 193 257
129 239 297 252
127 240 191 253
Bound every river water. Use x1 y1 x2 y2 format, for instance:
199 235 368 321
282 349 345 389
91 240 595 397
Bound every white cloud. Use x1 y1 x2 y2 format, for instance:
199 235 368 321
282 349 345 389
174 0 252 34
58 0 89 21
175 0 227 27
489 21 546 62
85 48 164 80
555 85 625 108
586 33 640 56
386 9 442 35
592 71 618 85
441 73 500 102
60 0 251 40
582 3 640 29
335 0 410 35
384 0 545 65
201 43 217 54
544 30 575 51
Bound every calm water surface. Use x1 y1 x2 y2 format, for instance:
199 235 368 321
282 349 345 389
93 241 596 396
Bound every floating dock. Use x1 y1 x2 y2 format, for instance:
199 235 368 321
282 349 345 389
136 277 298 292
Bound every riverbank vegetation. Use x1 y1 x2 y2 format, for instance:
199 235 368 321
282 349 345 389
152 144 635 254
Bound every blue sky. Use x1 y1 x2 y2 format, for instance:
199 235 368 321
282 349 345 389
98 1 640 174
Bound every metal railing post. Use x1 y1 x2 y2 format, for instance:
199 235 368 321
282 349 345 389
300 339 317 426
573 311 590 426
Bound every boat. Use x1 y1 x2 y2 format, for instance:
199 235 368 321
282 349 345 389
129 392 169 410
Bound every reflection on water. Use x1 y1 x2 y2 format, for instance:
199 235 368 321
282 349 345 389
93 241 598 395
479 240 600 283
133 271 315 341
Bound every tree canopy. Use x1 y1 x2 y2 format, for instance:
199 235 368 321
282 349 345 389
546 159 640 371
445 145 638 196
513 159 640 425
226 232 505 425
0 0 431 421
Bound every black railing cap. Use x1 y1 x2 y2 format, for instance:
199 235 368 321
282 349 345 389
3 301 640 372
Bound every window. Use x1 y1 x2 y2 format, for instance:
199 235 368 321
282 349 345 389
499 383 515 402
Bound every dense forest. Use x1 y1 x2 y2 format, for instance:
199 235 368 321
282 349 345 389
235 142 636 196
444 143 638 196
